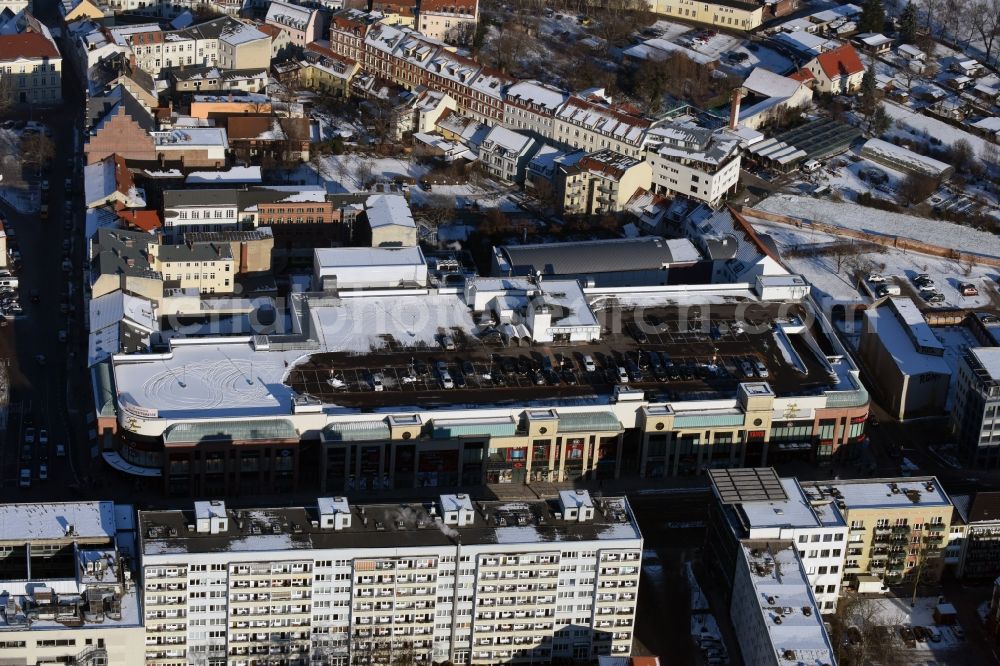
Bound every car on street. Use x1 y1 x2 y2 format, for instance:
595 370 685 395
39 428 48 445
19 468 30 488
25 426 35 444
55 443 66 457
38 464 47 481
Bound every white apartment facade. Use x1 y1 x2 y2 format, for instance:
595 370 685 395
644 122 741 206
503 80 568 141
478 126 537 184
710 471 849 613
139 493 642 666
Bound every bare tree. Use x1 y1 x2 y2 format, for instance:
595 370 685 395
831 592 907 666
417 193 456 241
831 241 859 272
979 140 1000 168
968 0 1000 62
445 21 477 46
899 172 938 204
20 134 54 169
355 157 375 189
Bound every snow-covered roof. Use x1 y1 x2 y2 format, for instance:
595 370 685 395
315 245 425 269
861 138 952 178
740 478 824 529
89 290 157 333
365 193 415 230
504 80 568 112
970 347 1000 381
266 0 315 30
481 125 534 155
809 3 860 23
819 478 951 508
185 166 262 184
897 43 924 59
772 30 838 57
742 67 805 100
220 20 267 46
740 542 835 666
855 32 891 47
151 127 228 148
0 501 117 541
863 298 949 377
972 117 1000 134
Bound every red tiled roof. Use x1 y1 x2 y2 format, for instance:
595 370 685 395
306 40 357 64
788 68 814 82
117 209 161 232
814 44 864 80
256 23 283 39
225 115 272 140
419 0 477 13
0 32 59 61
129 30 163 46
111 154 135 197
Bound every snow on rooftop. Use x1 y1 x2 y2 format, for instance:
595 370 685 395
152 128 228 148
862 138 951 176
312 292 477 353
970 347 1000 381
821 478 950 508
742 67 803 100
505 80 567 111
863 299 949 377
741 542 834 664
114 340 301 419
740 478 822 529
366 193 415 229
0 502 117 541
483 125 534 153
315 245 424 269
185 166 262 184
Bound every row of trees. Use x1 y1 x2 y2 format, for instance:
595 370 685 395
914 0 1000 63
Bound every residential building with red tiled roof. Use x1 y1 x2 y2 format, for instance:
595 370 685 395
0 19 62 106
802 43 866 94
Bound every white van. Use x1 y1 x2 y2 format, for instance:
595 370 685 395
583 355 596 372
0 277 18 289
801 159 822 173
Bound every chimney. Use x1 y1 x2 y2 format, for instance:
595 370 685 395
729 88 742 130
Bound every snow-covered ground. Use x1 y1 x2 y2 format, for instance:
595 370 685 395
755 194 1000 259
812 152 906 204
883 101 998 164
863 597 967 651
311 154 431 193
746 213 1000 311
408 181 516 211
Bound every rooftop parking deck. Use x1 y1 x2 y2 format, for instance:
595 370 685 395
285 302 849 409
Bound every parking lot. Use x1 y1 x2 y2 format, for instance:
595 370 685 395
286 303 840 407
